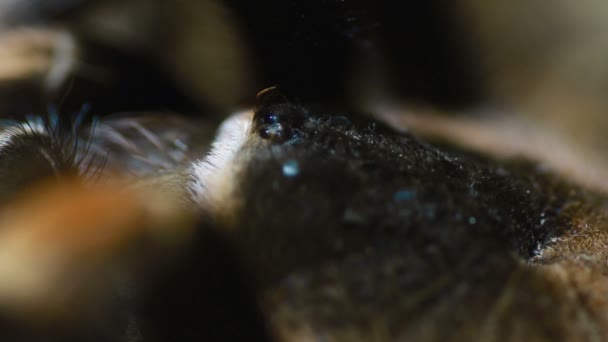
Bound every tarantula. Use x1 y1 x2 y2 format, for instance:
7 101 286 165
0 1 608 341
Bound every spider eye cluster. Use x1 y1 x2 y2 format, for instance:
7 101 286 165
252 87 307 144
256 112 290 142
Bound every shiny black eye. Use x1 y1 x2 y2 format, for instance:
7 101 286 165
252 87 307 144
256 112 290 142
259 124 288 142
258 113 279 126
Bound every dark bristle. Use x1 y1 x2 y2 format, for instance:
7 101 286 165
0 106 107 191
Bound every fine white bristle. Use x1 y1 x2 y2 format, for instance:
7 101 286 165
189 110 253 212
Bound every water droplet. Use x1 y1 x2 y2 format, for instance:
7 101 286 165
282 160 300 178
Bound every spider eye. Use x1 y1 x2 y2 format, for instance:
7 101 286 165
256 112 288 142
255 110 297 143
258 113 279 126
259 123 288 142
252 87 308 144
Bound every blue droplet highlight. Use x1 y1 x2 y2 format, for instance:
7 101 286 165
282 160 300 178
393 190 416 202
